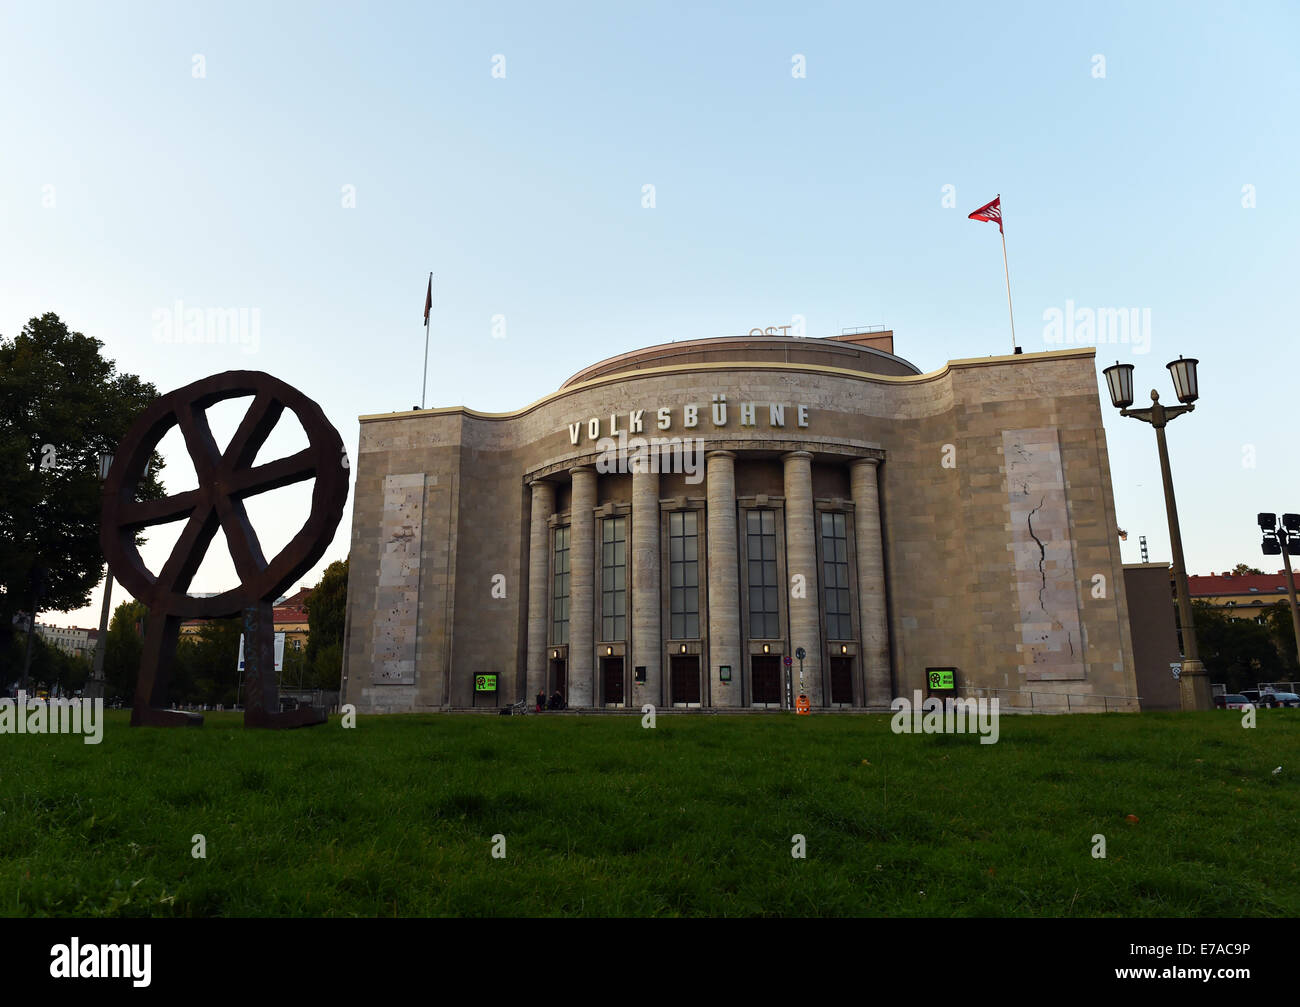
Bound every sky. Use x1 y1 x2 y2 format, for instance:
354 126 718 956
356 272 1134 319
2 0 1297 630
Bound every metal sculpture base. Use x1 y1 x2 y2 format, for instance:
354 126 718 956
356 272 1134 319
241 602 326 730
130 614 204 727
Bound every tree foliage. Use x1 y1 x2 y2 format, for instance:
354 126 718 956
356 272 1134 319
304 558 348 690
1194 601 1290 692
0 314 165 648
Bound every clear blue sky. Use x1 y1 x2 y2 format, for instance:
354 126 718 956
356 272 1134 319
3 1 1297 629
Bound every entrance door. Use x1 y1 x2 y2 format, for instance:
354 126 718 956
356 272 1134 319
602 657 625 706
751 655 782 705
670 655 701 705
549 658 567 705
829 655 853 705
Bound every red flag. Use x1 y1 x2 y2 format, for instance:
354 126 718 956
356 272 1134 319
423 275 433 326
968 195 1003 234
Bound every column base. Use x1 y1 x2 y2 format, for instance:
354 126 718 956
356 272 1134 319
1178 661 1213 711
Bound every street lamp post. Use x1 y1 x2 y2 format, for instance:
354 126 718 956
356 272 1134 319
87 451 116 701
88 452 150 701
1258 513 1300 669
1102 355 1212 711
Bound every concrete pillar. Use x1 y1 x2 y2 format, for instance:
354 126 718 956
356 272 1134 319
851 458 891 707
525 479 555 703
569 466 596 707
631 469 661 708
783 451 823 706
706 451 741 707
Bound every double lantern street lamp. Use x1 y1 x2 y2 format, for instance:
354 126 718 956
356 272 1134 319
1102 356 1212 711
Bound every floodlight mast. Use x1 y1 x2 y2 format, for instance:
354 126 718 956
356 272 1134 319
1260 513 1300 670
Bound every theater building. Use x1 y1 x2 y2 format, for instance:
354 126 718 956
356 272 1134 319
340 331 1139 712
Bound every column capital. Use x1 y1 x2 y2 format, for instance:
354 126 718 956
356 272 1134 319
849 456 881 471
529 477 555 490
706 450 736 461
781 450 814 463
569 465 594 477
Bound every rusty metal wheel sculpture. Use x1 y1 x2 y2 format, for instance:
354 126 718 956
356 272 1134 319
101 371 348 728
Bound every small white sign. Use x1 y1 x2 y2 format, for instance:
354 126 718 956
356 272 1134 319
238 632 286 673
1170 662 1182 680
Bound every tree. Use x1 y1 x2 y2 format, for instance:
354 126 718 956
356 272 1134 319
0 314 165 650
304 558 348 689
182 618 241 707
1194 601 1286 692
1263 601 1300 677
104 599 148 701
1232 563 1265 576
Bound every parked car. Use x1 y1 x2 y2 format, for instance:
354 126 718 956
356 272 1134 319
1261 692 1300 708
1220 695 1251 710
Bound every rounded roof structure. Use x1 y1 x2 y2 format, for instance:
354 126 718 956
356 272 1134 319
559 330 920 389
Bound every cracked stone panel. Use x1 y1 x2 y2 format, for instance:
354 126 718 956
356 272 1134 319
1002 428 1085 681
372 473 425 685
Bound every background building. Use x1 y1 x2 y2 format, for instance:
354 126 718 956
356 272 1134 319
341 331 1139 713
179 586 312 653
1187 570 1295 622
32 623 97 661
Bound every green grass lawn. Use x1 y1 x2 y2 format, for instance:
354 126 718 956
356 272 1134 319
2 709 1297 917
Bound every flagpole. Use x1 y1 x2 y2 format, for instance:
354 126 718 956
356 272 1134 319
420 272 431 409
998 197 1017 353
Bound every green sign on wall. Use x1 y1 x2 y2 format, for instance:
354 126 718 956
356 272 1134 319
474 674 498 693
927 668 955 691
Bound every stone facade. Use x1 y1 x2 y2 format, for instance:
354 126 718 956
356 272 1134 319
341 334 1139 713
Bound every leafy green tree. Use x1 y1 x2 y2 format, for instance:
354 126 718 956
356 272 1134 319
1232 563 1265 576
1263 601 1300 676
103 599 148 701
1194 601 1286 692
183 618 241 707
304 558 348 689
0 314 165 651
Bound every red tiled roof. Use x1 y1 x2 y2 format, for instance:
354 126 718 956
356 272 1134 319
1189 572 1291 597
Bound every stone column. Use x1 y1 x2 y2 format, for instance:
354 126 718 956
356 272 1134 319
569 466 597 707
851 458 891 707
706 451 741 707
525 479 555 703
783 451 823 706
631 469 661 708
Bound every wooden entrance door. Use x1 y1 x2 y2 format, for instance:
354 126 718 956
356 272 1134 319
549 658 567 704
670 655 701 705
829 655 853 705
602 657 624 705
751 655 782 705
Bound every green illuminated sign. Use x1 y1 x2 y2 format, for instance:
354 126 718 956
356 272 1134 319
475 674 498 693
927 669 955 690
